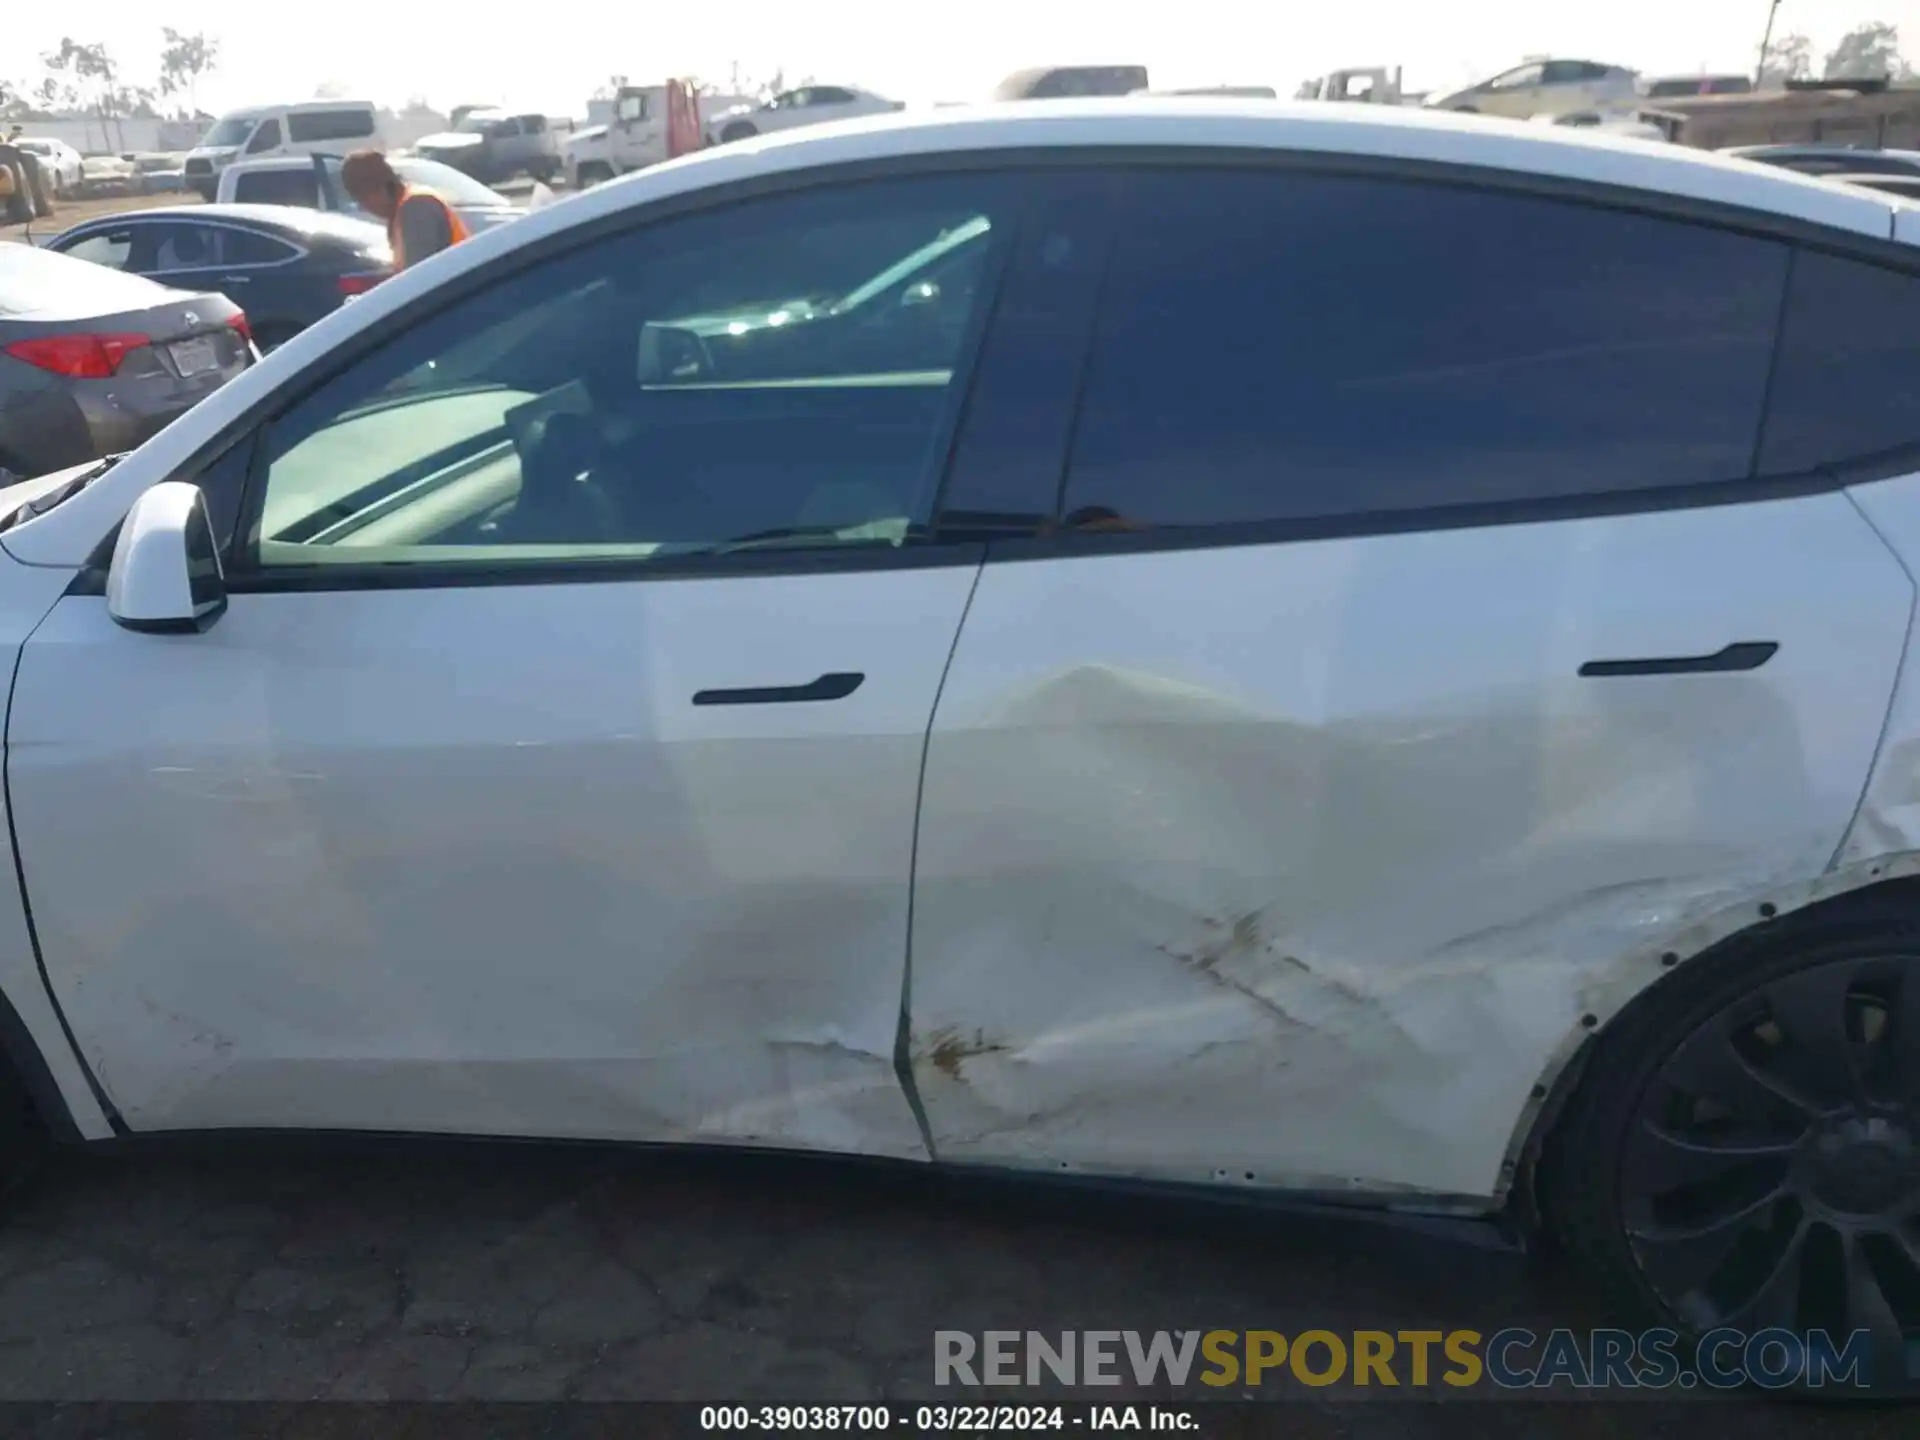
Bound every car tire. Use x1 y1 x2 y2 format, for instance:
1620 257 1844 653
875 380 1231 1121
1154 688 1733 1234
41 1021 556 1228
719 121 758 143
0 165 31 226
1543 915 1920 1395
575 162 615 188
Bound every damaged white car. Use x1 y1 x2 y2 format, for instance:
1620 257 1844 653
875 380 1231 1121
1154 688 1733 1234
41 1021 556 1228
2 102 1920 1386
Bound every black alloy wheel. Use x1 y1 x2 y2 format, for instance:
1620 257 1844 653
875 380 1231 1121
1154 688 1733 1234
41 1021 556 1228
1617 948 1920 1385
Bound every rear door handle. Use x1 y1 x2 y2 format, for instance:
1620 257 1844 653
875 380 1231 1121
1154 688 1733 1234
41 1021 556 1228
692 671 865 706
1579 641 1778 678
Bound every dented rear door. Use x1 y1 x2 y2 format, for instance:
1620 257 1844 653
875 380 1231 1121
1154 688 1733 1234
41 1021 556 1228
905 164 1914 1203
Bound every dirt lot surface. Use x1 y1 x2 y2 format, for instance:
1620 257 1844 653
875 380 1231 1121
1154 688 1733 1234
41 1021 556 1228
1 191 200 243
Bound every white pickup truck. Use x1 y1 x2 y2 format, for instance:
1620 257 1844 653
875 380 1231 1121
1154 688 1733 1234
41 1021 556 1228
562 83 753 188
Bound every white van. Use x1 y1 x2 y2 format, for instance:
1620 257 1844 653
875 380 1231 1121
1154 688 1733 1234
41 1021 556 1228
183 101 379 199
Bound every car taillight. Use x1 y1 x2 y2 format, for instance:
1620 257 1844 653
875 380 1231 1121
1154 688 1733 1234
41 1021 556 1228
3 332 152 379
226 313 253 345
337 272 382 296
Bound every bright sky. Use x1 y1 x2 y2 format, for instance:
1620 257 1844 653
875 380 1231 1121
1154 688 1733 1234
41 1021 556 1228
11 1 1918 118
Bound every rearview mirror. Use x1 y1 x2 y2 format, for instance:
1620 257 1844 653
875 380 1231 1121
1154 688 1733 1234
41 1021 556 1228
106 481 227 634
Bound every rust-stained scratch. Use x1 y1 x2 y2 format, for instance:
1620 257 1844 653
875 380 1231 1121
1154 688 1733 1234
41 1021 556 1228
1158 912 1304 1029
1160 910 1384 1026
920 1026 1010 1081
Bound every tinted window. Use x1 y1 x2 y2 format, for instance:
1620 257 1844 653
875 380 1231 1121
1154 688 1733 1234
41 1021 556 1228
220 227 299 265
149 223 222 270
1058 170 1787 531
245 119 282 153
232 168 322 206
1759 250 1920 476
808 87 859 106
146 222 293 270
286 108 375 143
247 174 1016 570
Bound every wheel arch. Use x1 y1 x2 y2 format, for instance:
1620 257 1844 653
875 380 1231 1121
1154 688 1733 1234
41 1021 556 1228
0 977 82 1144
1501 853 1920 1230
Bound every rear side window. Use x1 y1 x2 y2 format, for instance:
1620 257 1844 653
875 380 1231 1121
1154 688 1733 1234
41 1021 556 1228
233 169 321 207
1758 251 1920 477
221 228 300 265
287 108 375 143
1057 169 1787 531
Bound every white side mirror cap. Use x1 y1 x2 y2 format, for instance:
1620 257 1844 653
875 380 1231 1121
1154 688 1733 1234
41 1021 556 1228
106 481 228 635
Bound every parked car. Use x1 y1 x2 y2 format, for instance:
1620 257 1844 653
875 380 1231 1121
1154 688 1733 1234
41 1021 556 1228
184 100 379 200
0 243 250 479
8 101 1920 1390
706 85 903 144
992 66 1151 99
10 138 83 198
1725 143 1920 179
1426 58 1639 117
1533 108 1671 141
1831 172 1920 201
46 205 390 353
216 154 521 234
1642 73 1754 98
131 153 189 194
413 110 560 184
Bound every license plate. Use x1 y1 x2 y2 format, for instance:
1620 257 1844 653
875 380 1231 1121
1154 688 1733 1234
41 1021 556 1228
168 336 219 377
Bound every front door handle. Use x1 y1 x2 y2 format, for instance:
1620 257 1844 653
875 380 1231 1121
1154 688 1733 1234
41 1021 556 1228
692 671 865 706
1579 641 1778 678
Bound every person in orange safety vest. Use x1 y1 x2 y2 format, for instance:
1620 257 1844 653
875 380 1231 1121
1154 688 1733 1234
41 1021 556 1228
339 150 471 271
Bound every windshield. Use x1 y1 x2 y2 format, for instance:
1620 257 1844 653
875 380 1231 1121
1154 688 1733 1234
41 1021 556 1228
456 112 506 133
201 116 258 148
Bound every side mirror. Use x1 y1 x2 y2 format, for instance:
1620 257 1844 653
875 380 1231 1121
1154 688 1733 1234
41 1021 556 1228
106 482 227 635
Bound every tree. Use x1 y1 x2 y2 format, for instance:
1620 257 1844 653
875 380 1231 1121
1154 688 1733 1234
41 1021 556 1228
1824 21 1914 80
158 29 219 116
41 38 128 149
1758 31 1813 85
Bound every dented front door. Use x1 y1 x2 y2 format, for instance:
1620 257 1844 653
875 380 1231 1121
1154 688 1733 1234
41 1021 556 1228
11 567 975 1154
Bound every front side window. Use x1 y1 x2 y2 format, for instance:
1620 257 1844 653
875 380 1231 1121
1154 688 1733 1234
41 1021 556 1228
245 174 1017 573
59 229 134 270
1486 64 1546 91
246 119 282 153
617 93 648 122
1056 169 1786 532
